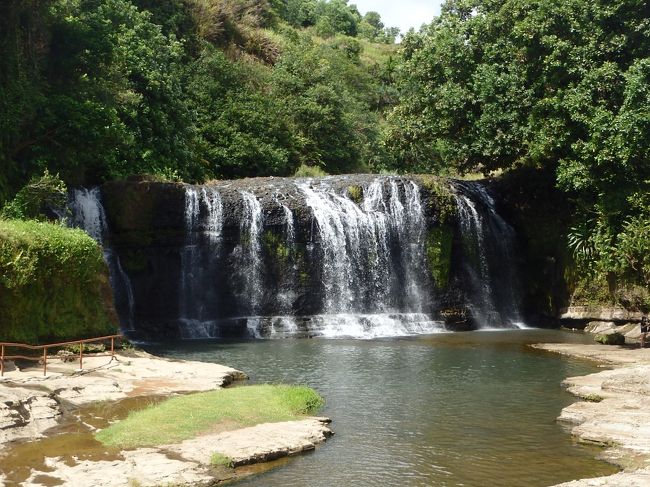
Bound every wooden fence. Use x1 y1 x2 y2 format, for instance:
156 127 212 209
0 334 122 377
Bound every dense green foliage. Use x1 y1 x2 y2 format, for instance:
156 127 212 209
385 0 650 294
0 171 67 221
96 384 324 448
0 219 117 342
1 0 648 308
0 0 398 202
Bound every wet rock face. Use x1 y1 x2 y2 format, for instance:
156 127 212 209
92 175 524 339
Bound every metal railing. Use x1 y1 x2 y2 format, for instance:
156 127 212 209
0 334 122 377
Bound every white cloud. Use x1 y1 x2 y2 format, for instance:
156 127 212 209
351 0 442 34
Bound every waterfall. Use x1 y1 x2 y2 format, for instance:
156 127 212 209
233 191 265 315
68 188 136 330
71 175 526 341
179 186 223 338
272 177 443 338
453 181 524 329
177 177 444 339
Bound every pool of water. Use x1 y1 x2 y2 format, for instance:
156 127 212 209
148 329 618 487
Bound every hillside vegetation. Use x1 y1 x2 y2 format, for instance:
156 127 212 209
0 0 398 198
1 0 648 311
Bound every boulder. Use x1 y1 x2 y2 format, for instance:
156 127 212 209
585 321 617 334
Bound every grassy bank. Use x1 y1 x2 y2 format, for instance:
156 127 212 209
95 384 324 448
0 219 118 342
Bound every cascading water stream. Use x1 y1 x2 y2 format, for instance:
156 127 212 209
68 188 136 330
179 186 223 338
274 196 298 322
277 197 295 244
284 178 442 338
235 191 264 316
453 181 524 329
68 188 107 244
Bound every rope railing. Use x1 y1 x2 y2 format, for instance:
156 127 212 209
0 334 122 377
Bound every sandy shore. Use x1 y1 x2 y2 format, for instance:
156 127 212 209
0 350 332 486
533 343 650 486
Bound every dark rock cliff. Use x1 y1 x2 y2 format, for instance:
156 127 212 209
84 174 523 339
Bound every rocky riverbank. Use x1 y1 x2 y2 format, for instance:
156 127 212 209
533 343 650 486
0 351 332 486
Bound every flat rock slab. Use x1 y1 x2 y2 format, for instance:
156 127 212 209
21 449 214 487
531 343 650 366
536 343 650 486
169 417 333 466
17 418 332 487
0 385 60 445
0 350 246 449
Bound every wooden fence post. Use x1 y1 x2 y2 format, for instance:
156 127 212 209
43 347 47 376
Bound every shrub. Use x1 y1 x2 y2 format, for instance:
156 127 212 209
1 171 67 221
294 163 328 178
0 219 118 343
595 333 625 346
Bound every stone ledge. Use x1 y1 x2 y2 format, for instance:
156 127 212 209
560 306 643 322
534 343 650 487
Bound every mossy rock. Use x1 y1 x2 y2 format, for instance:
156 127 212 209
426 225 453 288
263 230 290 262
595 332 625 346
582 394 604 403
416 175 456 223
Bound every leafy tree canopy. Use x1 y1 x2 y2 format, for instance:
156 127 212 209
384 0 650 286
0 0 399 201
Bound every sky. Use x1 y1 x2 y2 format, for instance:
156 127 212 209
351 0 443 34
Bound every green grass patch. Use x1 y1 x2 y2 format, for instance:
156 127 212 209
210 452 234 467
95 384 324 449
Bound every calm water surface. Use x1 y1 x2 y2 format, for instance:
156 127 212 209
149 329 618 487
